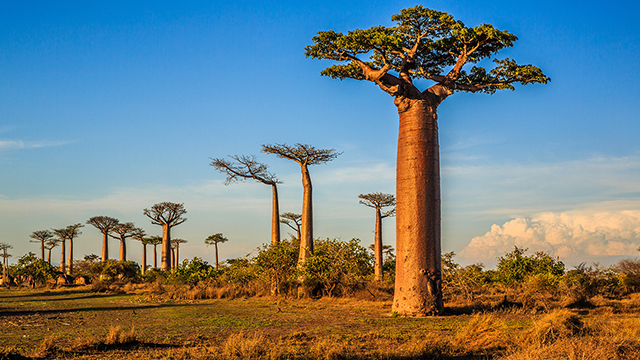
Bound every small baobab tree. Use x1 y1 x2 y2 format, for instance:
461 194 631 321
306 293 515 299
306 6 548 315
172 238 187 266
109 222 144 262
134 234 151 275
205 233 228 269
147 236 162 269
262 143 341 265
53 223 83 274
143 202 187 272
30 230 54 261
0 242 12 286
44 238 59 264
211 155 282 245
87 216 120 262
280 212 302 240
359 193 396 281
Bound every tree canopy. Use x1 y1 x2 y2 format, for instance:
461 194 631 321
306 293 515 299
305 5 549 102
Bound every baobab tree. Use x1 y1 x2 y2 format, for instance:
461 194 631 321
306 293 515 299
87 216 120 262
172 238 187 266
262 143 341 265
109 222 144 262
280 212 302 240
143 202 187 271
44 238 59 264
211 155 281 245
29 230 54 261
359 192 396 281
134 235 151 275
147 236 162 269
52 223 83 274
0 242 12 286
306 6 548 315
204 233 228 269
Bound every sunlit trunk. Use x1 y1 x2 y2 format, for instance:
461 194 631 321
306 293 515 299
102 233 109 262
393 99 443 316
60 240 66 273
119 238 126 262
215 243 219 270
67 238 73 275
153 245 158 269
299 165 313 264
161 225 171 271
40 241 45 261
271 184 281 245
374 208 383 281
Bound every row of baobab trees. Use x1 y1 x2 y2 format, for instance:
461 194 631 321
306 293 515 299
25 203 231 276
211 143 396 281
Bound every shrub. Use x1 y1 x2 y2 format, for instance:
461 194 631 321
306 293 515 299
254 239 299 295
90 260 140 283
10 252 58 286
495 246 565 285
170 257 217 285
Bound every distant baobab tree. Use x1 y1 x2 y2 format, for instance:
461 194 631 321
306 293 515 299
147 236 162 269
204 233 228 269
143 202 187 271
52 223 83 274
0 242 12 286
211 155 282 245
87 216 119 262
262 143 341 265
44 238 59 264
359 193 396 281
109 222 144 262
306 6 548 315
29 230 54 261
280 212 302 240
172 238 187 266
134 235 151 275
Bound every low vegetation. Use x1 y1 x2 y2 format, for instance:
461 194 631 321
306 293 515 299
2 243 640 358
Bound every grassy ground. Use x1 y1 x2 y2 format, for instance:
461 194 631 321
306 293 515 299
1 286 640 359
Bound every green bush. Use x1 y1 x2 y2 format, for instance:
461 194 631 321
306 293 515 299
171 257 218 285
90 260 140 283
494 246 564 285
298 238 373 297
10 252 58 286
254 239 299 295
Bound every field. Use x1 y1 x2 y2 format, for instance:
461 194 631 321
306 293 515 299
2 285 640 359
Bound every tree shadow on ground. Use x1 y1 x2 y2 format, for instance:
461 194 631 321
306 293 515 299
0 302 186 318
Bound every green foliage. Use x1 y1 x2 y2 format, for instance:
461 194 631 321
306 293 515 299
298 238 373 297
90 260 140 283
171 257 218 285
495 246 565 285
10 252 58 285
254 239 299 294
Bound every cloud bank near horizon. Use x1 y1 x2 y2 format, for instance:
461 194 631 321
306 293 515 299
459 207 640 267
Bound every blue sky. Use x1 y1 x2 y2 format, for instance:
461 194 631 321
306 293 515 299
2 1 640 268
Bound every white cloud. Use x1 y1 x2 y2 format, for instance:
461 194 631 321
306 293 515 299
459 205 640 267
0 140 73 149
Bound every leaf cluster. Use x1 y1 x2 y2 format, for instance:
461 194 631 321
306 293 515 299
210 155 279 186
261 143 341 166
143 202 187 227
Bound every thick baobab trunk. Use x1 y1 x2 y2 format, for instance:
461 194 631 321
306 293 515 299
161 225 171 271
102 233 109 262
299 165 313 264
59 240 66 273
47 249 52 264
142 244 147 275
67 238 73 275
271 184 281 245
40 242 45 261
374 208 383 281
153 245 158 269
393 99 443 316
214 243 219 270
120 239 126 262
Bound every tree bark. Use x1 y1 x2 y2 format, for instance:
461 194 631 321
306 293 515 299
374 208 383 281
67 238 73 275
142 244 147 275
47 249 52 264
299 164 313 264
102 233 109 262
60 240 66 273
271 184 281 245
119 238 126 262
215 243 219 270
153 245 158 269
176 245 179 266
40 241 45 261
161 225 171 271
393 98 444 316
